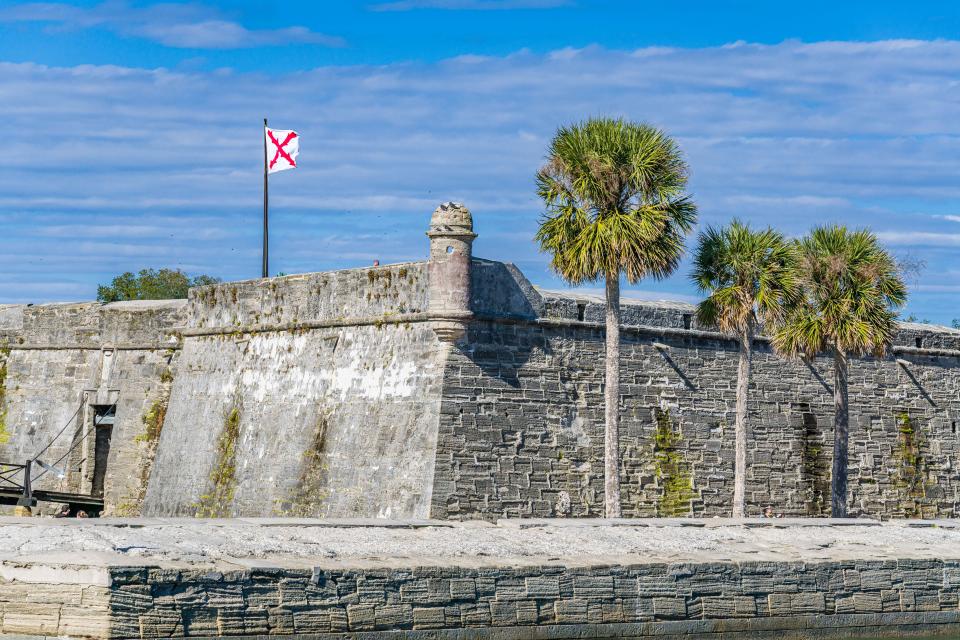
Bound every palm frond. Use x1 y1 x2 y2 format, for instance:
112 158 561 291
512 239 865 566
535 118 696 284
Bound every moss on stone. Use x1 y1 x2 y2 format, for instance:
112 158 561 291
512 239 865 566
275 412 330 517
136 395 168 444
115 367 174 516
195 403 241 518
652 408 695 517
0 343 9 445
894 412 933 518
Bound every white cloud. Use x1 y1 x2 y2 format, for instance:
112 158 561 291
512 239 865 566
0 39 958 322
0 2 344 49
875 231 960 247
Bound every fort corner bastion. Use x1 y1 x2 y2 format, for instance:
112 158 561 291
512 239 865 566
0 202 959 520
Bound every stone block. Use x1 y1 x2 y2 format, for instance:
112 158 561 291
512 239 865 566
554 599 588 624
573 575 615 599
137 605 183 637
412 606 446 629
489 600 517 626
525 575 560 598
181 606 219 636
494 578 527 601
700 595 757 618
653 597 687 619
461 602 491 626
346 604 375 631
516 599 539 625
374 604 413 630
292 608 331 633
450 578 477 600
767 592 825 615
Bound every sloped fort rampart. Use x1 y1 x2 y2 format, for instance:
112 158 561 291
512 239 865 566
0 203 958 519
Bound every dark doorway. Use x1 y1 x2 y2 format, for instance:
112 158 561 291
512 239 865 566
91 405 115 498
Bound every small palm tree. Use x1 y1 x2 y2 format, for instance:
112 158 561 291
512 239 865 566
535 118 697 517
774 226 906 517
691 221 799 518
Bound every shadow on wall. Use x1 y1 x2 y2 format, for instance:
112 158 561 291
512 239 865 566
462 260 545 387
471 260 541 320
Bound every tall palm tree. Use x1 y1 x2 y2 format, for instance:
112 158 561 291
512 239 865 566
535 118 697 517
774 226 906 517
691 221 799 518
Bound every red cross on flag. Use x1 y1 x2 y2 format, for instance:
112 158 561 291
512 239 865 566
265 126 299 174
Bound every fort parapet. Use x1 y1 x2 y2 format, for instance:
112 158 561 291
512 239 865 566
1 203 959 520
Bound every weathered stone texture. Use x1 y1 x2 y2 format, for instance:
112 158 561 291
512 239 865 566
0 300 185 516
186 262 428 330
2 244 958 521
432 287 960 520
143 263 446 518
6 558 960 638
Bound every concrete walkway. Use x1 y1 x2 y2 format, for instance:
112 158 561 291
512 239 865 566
0 517 958 570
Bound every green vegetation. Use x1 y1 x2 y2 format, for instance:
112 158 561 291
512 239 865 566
277 413 330 517
0 343 9 445
136 395 168 444
97 268 220 302
652 408 695 517
195 404 241 518
691 221 798 517
535 117 696 517
774 226 907 518
894 413 931 518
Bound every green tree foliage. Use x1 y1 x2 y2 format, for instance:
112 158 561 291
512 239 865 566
535 117 696 517
97 269 220 302
773 226 907 517
691 221 799 517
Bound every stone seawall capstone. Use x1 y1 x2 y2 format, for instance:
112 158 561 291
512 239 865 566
2 519 960 639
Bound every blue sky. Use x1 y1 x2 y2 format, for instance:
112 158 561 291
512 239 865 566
1 1 959 324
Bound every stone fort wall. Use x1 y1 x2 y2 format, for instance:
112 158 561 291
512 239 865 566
0 203 958 519
0 300 185 514
432 284 960 520
142 262 448 518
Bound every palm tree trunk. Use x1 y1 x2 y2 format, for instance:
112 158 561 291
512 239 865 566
604 273 622 518
831 347 849 518
733 327 753 518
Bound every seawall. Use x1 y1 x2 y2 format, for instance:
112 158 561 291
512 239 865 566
1 518 960 639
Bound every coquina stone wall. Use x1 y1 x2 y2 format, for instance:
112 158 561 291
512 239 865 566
0 300 185 515
4 550 960 638
431 280 960 520
2 204 959 520
142 263 449 519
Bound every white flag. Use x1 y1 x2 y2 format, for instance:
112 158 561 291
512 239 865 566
265 126 299 174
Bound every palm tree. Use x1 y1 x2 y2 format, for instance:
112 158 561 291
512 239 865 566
691 221 799 518
774 226 906 517
535 118 697 517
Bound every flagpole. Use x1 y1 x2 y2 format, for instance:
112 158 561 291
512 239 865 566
262 117 269 278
